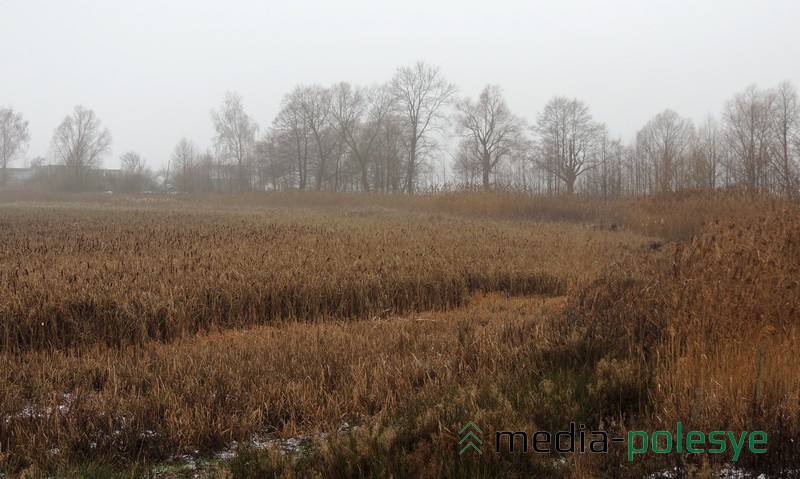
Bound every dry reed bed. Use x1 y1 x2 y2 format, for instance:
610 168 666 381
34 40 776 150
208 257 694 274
2 191 792 475
0 294 569 469
2 187 773 241
147 189 779 241
0 205 646 353
577 202 800 469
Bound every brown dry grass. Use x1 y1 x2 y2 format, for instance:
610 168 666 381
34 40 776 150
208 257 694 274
0 204 644 353
1 189 797 477
576 199 800 472
1 294 571 470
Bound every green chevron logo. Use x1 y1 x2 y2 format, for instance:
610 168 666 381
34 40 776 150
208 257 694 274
459 421 483 455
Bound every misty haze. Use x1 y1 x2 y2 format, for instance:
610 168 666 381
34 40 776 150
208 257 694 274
1 1 800 477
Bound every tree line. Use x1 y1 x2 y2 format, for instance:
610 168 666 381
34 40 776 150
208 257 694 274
2 61 799 197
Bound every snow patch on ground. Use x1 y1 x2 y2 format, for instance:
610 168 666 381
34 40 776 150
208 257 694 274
4 393 73 423
648 466 799 479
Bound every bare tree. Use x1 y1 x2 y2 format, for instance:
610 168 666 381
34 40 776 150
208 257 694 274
724 85 774 192
330 82 395 192
118 151 153 192
451 139 483 186
120 151 146 175
534 96 604 194
584 134 625 198
273 90 313 190
211 92 259 191
171 137 197 192
454 85 524 189
50 105 112 190
620 142 649 196
0 107 30 185
770 81 800 197
390 61 457 193
256 130 296 191
375 113 406 192
253 131 282 190
694 116 725 189
506 137 537 190
295 85 341 190
636 109 695 193
194 149 217 192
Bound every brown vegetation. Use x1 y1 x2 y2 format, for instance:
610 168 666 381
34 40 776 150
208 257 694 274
0 190 797 477
577 199 800 471
0 199 642 353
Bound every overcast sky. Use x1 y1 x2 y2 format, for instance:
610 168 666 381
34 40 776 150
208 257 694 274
2 0 799 169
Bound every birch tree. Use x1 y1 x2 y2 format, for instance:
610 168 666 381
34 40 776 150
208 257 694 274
0 107 30 184
212 92 259 191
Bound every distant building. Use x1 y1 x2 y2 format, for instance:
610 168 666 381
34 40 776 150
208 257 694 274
1 165 123 191
3 167 36 184
207 163 238 192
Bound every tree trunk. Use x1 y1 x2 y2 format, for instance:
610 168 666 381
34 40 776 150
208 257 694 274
482 151 491 190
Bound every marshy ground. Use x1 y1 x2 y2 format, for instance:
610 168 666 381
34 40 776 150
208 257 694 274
0 190 797 478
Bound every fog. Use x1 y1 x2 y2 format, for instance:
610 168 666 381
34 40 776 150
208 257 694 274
2 0 799 170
